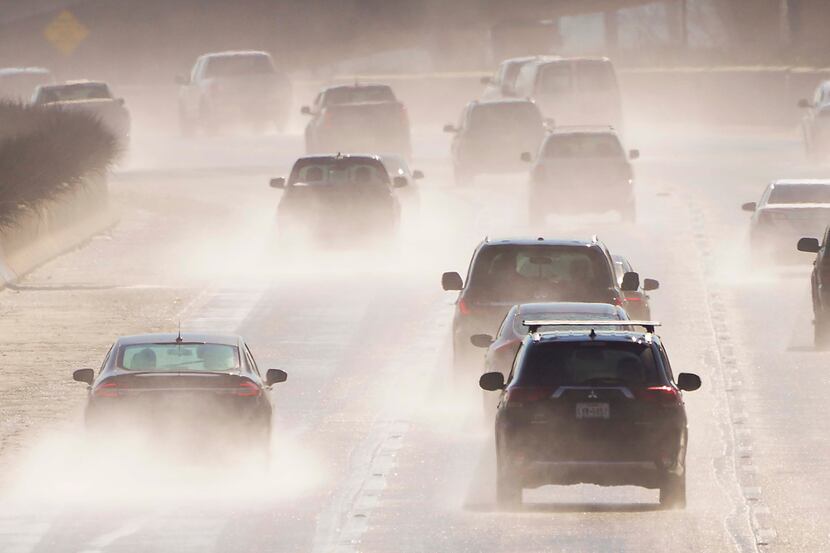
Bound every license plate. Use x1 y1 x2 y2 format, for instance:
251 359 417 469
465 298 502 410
576 403 610 419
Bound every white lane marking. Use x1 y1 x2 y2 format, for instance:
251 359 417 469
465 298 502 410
78 516 154 553
311 298 450 553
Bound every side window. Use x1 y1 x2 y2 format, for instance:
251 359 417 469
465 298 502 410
99 344 114 372
315 92 324 109
657 343 675 381
513 64 534 97
244 344 261 375
815 87 823 106
507 342 528 385
496 311 513 339
194 59 207 81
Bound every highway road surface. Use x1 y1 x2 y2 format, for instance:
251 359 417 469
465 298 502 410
0 120 827 553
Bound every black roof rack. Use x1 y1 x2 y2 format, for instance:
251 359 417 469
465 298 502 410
522 319 661 335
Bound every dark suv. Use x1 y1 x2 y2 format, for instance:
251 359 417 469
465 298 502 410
479 321 701 509
797 226 830 345
441 237 642 371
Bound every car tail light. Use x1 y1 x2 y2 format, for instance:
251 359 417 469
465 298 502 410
635 385 681 406
624 296 642 302
503 387 553 406
94 381 119 398
237 380 262 398
613 295 623 307
458 299 471 315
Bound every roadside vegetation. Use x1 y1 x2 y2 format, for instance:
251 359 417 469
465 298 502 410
0 101 119 228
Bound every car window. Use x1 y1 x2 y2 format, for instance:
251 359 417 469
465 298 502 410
467 245 614 301
325 86 395 105
512 310 622 336
203 55 275 78
468 102 542 134
118 343 240 372
36 83 111 103
768 184 830 204
516 341 661 387
658 343 674 381
576 60 617 91
244 345 260 375
543 133 624 159
382 155 409 177
538 63 572 95
496 307 517 339
290 161 390 186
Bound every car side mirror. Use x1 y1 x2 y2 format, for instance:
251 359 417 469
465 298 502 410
479 371 505 391
470 334 494 348
116 97 125 106
643 278 659 291
797 237 821 253
443 124 457 133
73 368 94 385
266 369 287 386
175 74 189 85
442 271 463 291
629 149 640 160
741 202 757 212
392 176 407 188
480 76 492 85
412 170 424 180
300 105 312 115
621 271 640 291
270 177 286 189
798 98 811 109
677 372 701 392
520 151 533 163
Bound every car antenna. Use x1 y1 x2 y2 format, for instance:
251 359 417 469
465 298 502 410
176 321 183 344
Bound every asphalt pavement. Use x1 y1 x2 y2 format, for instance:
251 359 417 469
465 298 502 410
0 120 827 553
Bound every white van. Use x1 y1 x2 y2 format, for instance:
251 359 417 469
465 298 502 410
512 57 622 130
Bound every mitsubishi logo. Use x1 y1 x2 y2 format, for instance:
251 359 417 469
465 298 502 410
588 390 599 399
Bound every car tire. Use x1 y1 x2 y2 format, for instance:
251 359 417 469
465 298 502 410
454 165 474 186
178 108 194 138
815 316 830 348
621 201 636 223
659 473 686 509
496 449 522 507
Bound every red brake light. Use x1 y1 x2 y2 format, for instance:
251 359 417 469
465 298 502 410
237 380 261 397
94 381 119 398
624 296 642 301
635 385 681 406
458 299 471 315
504 387 553 406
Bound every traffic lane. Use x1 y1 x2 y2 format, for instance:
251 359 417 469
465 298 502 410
640 125 830 551
359 162 753 553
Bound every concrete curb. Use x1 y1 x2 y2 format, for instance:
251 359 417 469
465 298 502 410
0 176 118 290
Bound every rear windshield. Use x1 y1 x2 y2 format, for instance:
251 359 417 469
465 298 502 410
538 63 572 95
513 311 623 335
543 133 624 159
289 159 390 186
204 55 275 78
468 102 543 133
468 245 614 302
576 60 618 91
119 343 240 372
36 83 111 103
326 86 395 105
516 341 660 387
768 184 830 204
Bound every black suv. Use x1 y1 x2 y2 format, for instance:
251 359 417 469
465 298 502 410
798 226 830 345
522 126 638 224
479 321 701 509
442 237 642 371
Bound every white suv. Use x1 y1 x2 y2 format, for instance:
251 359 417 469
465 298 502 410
176 50 291 135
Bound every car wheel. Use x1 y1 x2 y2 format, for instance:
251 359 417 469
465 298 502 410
621 201 636 223
815 316 830 348
659 473 686 509
454 165 474 186
178 108 194 138
496 449 522 507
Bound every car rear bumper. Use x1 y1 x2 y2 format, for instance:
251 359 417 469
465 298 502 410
521 460 664 488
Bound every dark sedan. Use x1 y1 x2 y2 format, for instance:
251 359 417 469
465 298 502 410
73 332 286 457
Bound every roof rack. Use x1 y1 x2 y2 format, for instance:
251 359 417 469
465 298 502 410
523 319 661 334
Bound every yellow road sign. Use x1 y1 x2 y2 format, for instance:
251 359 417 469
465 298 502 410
43 10 89 56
